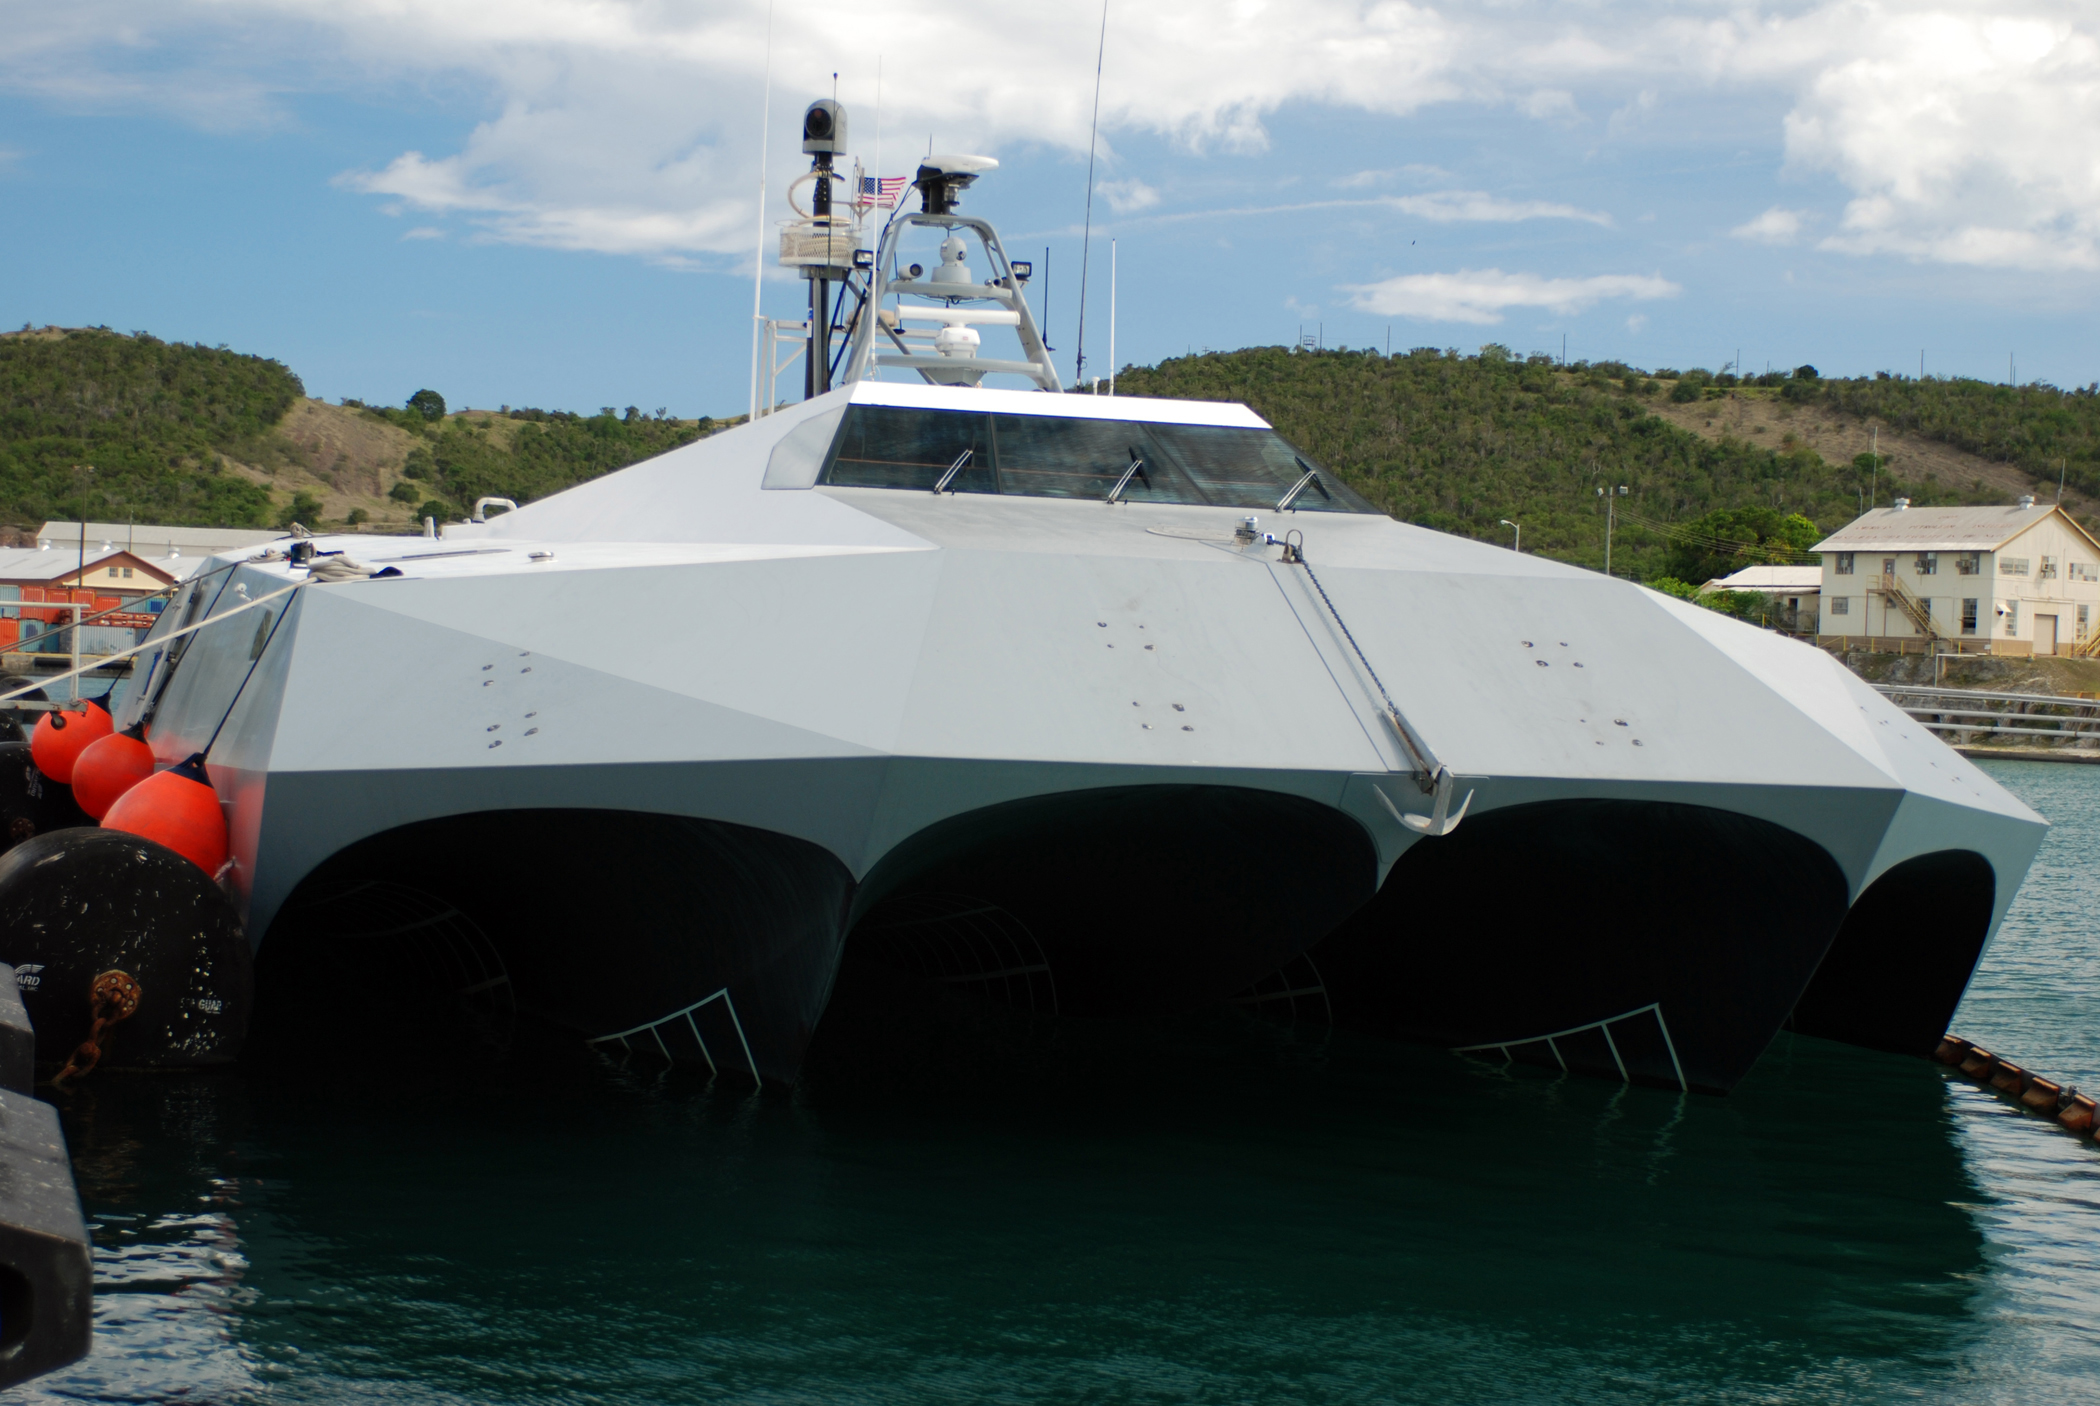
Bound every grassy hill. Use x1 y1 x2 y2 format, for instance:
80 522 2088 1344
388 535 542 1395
0 327 719 536
1113 346 2100 585
8 326 2095 583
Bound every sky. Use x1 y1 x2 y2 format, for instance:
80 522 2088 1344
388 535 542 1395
5 0 2100 419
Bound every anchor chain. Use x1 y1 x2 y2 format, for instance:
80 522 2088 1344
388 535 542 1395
52 970 143 1087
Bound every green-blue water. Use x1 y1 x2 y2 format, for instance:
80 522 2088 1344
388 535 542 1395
23 760 2100 1404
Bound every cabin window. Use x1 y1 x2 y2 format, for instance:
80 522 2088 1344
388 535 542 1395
818 406 1379 513
2001 557 2030 576
1830 596 1849 616
822 405 996 494
1956 552 1980 575
1915 552 1937 575
1834 552 1854 575
1961 598 1978 635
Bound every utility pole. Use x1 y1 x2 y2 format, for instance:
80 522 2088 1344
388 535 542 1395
1499 519 1522 553
1597 485 1627 575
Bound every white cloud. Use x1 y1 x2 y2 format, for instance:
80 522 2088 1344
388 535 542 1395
5 0 2100 274
401 226 445 240
1342 268 1680 324
1732 206 1811 244
1626 313 1648 333
1780 11 2100 270
1136 191 1610 228
1520 88 1580 122
1100 179 1161 213
1391 191 1611 226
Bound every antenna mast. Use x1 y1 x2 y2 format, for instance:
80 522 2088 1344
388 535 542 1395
747 0 776 421
1074 0 1109 389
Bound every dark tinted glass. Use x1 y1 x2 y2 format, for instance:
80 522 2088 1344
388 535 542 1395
825 406 997 493
1145 424 1377 513
819 406 1378 514
990 414 1195 502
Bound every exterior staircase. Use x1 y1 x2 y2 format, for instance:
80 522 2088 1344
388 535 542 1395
1873 573 1945 645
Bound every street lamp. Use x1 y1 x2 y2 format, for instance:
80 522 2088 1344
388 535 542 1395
1498 519 1522 553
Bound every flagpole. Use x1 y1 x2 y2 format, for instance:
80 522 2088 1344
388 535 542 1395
748 0 776 422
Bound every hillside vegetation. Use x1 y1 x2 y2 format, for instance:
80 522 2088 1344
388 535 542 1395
9 327 2094 582
1113 346 2100 584
0 328 718 535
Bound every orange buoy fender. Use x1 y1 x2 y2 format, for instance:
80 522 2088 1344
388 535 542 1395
102 754 228 877
71 725 155 820
29 697 113 785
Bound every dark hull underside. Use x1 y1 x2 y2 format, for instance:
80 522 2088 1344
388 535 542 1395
258 789 2001 1093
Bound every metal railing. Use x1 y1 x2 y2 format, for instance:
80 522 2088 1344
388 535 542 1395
1875 683 2100 746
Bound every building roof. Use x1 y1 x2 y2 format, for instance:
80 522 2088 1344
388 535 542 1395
35 522 287 558
1811 502 2099 554
1703 565 1823 593
0 546 178 586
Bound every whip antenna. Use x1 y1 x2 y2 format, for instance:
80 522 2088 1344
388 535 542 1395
1074 0 1108 389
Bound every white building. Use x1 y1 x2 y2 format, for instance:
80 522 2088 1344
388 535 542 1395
1700 564 1822 633
1814 497 2100 655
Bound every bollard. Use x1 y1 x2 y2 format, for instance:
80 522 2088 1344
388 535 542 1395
0 966 92 1388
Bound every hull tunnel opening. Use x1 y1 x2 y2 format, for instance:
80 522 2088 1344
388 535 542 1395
1787 849 1997 1059
836 784 1380 1024
1306 798 1853 1095
256 808 854 1086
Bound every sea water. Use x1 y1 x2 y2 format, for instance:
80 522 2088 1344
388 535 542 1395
20 759 2100 1404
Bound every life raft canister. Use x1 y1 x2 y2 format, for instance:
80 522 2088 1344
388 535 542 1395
101 754 229 877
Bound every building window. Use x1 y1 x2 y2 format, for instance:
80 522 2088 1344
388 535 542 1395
2040 555 2059 580
106 567 119 578
2070 562 2096 582
2006 601 2020 635
1956 552 1980 575
1830 597 1850 616
2082 605 2092 641
1835 552 1855 575
1882 557 1897 576
121 567 133 579
1915 552 1937 575
2001 557 2030 576
1961 599 1979 634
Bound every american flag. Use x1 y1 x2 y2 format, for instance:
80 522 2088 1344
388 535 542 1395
857 175 908 210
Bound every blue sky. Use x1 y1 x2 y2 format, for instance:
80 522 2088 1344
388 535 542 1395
6 1 2099 419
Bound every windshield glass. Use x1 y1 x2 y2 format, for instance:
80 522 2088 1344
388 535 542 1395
818 405 1378 513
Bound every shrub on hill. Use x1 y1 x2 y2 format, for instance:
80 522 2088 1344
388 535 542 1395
0 327 284 528
1110 347 1954 580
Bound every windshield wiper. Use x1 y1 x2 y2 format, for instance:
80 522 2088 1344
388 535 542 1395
933 447 975 494
1276 457 1331 512
1106 452 1148 504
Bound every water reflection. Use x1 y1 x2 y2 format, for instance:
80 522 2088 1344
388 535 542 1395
33 752 2100 1405
21 1004 2043 1405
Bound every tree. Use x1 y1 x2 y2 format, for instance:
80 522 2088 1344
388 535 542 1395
1664 507 1822 584
417 498 453 523
278 490 323 528
407 388 446 422
388 481 421 504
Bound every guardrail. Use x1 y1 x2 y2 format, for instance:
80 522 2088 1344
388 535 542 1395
1875 683 2100 746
